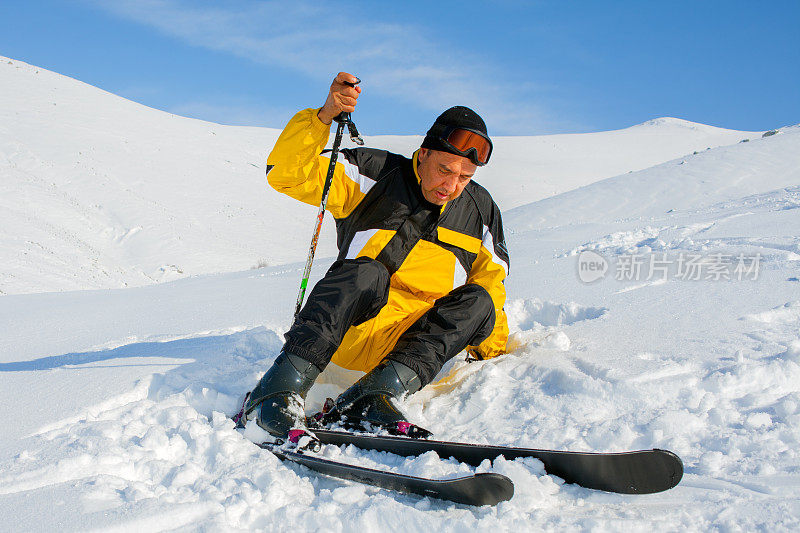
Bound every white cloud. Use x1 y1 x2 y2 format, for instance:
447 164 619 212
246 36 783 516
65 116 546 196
89 0 569 134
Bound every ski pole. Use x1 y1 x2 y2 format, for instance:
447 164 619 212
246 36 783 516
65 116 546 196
294 79 363 319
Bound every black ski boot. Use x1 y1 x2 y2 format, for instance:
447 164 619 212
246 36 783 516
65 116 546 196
239 351 321 447
325 359 432 438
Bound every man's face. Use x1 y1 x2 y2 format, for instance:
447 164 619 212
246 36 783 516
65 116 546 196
417 148 478 205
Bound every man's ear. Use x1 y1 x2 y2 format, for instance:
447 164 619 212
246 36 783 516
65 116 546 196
418 148 428 161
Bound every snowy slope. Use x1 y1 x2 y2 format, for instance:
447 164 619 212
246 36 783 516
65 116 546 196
1 57 798 531
505 126 800 231
0 56 761 295
479 116 764 211
1 56 284 295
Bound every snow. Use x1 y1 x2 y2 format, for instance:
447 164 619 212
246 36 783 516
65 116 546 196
1 56 800 530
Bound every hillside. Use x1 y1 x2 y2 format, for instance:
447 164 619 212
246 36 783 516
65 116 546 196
0 56 762 295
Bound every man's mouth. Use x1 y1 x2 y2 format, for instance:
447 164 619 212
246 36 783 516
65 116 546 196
435 191 449 200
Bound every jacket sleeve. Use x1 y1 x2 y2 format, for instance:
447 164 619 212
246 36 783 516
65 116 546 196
266 108 374 219
466 203 510 360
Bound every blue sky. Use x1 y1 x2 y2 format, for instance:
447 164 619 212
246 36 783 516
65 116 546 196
2 1 798 135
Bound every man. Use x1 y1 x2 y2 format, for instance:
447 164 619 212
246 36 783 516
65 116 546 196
241 72 509 443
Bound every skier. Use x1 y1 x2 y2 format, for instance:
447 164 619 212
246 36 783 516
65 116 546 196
241 72 510 443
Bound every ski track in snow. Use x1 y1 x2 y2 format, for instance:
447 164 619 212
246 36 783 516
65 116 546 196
1 56 800 530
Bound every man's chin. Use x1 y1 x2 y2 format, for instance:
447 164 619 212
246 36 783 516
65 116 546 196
423 192 449 205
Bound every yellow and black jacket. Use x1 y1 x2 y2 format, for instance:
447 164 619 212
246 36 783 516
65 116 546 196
267 108 509 372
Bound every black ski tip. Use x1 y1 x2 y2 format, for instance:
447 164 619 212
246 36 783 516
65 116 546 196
446 472 514 506
583 448 683 495
651 448 684 492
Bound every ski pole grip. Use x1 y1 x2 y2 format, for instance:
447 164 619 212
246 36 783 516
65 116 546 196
334 77 361 124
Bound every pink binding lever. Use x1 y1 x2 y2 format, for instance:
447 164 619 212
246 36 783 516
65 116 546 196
287 429 322 452
287 429 308 444
396 421 433 439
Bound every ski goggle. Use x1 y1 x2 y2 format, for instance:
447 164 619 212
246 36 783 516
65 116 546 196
435 126 493 166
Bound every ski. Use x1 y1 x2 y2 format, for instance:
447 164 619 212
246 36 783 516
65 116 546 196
310 429 683 495
258 442 514 506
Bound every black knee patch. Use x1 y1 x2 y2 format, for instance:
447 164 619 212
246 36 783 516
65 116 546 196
331 258 390 326
447 284 496 346
349 258 390 293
